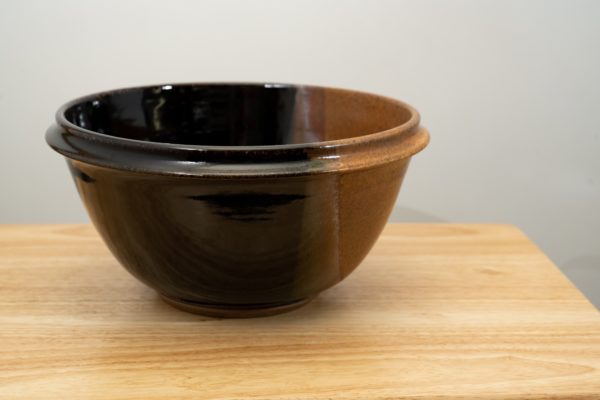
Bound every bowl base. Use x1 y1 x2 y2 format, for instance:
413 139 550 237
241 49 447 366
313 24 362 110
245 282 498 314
160 294 313 318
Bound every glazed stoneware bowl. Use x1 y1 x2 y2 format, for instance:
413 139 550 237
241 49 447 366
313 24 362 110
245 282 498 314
46 83 429 318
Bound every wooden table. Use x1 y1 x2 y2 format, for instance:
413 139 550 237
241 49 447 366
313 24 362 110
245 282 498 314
1 224 599 399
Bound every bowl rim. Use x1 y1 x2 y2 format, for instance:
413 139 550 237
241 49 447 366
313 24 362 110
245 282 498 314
47 82 429 177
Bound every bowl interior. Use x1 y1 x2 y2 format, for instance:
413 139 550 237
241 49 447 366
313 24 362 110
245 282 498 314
64 84 413 146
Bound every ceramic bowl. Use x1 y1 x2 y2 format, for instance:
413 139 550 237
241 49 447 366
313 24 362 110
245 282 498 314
46 83 429 318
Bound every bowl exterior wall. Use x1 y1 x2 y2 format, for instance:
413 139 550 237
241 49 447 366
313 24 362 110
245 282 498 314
67 158 409 306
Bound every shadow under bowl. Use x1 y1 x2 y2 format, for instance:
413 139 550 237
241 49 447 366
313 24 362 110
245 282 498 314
46 82 429 318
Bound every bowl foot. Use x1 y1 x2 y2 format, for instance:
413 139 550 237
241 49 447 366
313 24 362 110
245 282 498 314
160 294 313 318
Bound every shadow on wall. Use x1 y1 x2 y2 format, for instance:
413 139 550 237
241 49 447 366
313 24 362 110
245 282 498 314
389 207 446 223
563 255 600 309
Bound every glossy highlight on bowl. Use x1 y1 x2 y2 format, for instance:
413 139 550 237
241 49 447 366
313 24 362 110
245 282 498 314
46 83 429 318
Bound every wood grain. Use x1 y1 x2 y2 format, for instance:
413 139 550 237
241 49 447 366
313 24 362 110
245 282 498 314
0 224 599 399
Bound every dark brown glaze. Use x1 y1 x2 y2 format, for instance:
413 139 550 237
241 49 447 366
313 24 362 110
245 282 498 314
46 83 429 317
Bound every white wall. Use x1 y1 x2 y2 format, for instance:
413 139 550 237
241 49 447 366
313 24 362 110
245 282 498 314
1 0 599 306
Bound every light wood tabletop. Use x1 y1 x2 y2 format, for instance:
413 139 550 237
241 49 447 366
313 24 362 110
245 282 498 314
1 224 599 399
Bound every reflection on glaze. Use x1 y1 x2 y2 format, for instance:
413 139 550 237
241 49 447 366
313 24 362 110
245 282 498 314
189 192 306 222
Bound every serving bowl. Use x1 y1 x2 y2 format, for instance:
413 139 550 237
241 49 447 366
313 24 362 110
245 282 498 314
46 83 429 317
